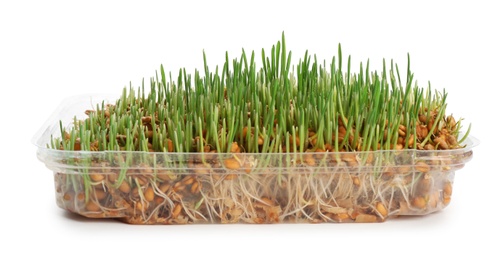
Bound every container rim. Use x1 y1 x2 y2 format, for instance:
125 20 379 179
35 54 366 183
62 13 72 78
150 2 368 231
35 135 479 156
31 93 117 147
33 93 480 156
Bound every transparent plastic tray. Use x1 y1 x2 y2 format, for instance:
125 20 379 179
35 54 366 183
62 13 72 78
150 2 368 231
34 95 478 224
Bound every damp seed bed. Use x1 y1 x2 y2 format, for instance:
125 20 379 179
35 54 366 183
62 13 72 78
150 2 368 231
36 34 476 224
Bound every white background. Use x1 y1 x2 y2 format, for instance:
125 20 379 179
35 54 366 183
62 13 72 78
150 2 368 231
1 0 501 259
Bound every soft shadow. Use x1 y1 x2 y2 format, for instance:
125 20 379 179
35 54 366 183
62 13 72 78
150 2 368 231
387 210 449 225
61 211 122 224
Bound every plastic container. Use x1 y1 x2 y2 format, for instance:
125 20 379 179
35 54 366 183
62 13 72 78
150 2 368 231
34 95 478 224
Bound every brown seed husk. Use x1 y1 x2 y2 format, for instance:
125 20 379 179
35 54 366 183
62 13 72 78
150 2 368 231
224 158 240 169
144 187 154 202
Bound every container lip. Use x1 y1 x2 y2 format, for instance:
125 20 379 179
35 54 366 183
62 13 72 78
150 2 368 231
36 135 479 156
32 93 117 147
33 94 480 155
